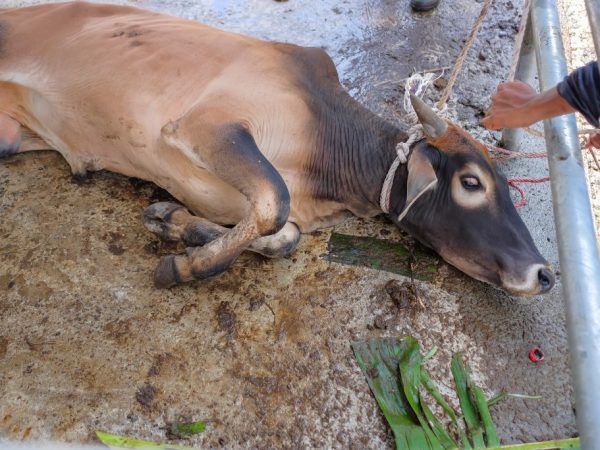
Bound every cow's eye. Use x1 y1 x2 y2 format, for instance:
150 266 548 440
461 176 481 191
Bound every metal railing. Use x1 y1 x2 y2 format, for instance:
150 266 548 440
510 1 600 447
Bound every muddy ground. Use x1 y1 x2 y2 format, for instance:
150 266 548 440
2 0 596 448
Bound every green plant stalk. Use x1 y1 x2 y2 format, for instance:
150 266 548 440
421 399 459 449
487 392 542 408
423 346 439 362
498 437 580 449
421 369 472 449
451 354 485 448
96 431 194 450
398 338 444 448
472 386 499 448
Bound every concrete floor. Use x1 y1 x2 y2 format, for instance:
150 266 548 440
0 0 587 448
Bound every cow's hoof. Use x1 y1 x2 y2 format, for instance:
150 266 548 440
143 202 186 240
153 255 181 289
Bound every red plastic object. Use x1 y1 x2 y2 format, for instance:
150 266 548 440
528 347 544 363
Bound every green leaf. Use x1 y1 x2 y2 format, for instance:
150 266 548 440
397 337 444 449
95 431 195 450
354 337 574 450
352 338 440 450
421 368 471 449
451 354 485 448
472 386 499 448
423 346 439 362
421 398 459 449
169 420 206 437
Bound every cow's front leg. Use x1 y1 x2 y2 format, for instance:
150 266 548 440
144 202 300 258
154 118 290 288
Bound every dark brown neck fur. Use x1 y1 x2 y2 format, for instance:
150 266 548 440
305 88 407 215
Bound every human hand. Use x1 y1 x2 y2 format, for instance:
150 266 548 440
482 81 540 130
585 131 600 149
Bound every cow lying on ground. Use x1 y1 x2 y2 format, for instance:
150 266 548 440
0 2 554 295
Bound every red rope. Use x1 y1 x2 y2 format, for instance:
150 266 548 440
485 143 547 159
486 144 551 208
507 177 551 208
508 176 551 183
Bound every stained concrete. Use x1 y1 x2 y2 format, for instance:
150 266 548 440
0 0 585 448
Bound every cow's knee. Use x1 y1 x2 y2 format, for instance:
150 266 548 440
251 222 300 258
0 114 21 158
253 182 290 236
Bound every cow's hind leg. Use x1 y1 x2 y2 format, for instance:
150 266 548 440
144 201 300 258
154 115 291 288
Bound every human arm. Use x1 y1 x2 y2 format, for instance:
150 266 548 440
481 81 576 130
483 61 600 129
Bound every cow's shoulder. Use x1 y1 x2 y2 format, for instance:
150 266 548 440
273 43 340 84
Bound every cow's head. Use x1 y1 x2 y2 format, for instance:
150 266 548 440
388 95 554 296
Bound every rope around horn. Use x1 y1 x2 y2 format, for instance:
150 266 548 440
379 72 444 213
379 74 445 213
380 0 492 214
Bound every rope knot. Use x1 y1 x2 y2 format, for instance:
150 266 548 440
380 73 442 214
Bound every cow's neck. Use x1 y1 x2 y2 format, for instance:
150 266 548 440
308 91 408 216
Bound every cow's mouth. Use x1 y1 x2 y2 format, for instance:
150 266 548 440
439 252 555 297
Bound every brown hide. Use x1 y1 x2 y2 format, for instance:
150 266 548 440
0 2 554 294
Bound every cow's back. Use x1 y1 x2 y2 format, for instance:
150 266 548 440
0 2 265 120
0 3 322 171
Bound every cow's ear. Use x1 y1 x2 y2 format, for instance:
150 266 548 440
398 147 438 221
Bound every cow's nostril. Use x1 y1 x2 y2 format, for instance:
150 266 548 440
537 268 555 293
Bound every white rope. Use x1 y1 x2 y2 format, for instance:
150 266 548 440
379 73 443 213
379 126 422 213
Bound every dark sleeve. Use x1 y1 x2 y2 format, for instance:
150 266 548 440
557 61 600 127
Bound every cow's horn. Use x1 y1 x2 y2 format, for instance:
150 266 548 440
410 94 448 139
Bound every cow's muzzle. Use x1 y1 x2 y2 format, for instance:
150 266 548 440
500 263 555 296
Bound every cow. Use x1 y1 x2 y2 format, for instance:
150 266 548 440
0 2 554 296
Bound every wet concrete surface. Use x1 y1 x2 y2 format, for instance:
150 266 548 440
0 0 579 448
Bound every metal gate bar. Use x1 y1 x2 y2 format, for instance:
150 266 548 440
518 1 600 447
